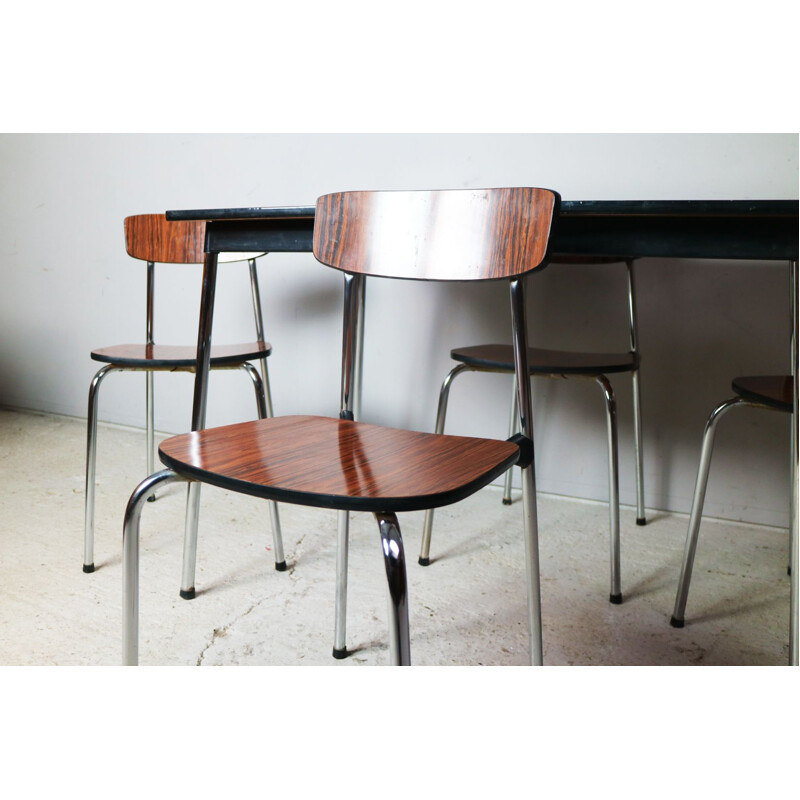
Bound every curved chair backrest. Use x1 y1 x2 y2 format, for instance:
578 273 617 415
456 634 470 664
313 188 559 281
125 214 206 264
124 213 264 264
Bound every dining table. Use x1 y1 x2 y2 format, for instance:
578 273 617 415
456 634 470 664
165 198 800 665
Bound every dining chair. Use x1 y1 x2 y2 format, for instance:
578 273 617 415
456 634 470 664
670 375 793 628
418 256 644 605
122 187 560 666
84 213 285 576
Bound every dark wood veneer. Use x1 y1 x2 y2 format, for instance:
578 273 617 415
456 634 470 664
159 415 520 512
313 188 559 281
125 214 207 264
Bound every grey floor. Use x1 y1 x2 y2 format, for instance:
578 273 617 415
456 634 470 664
0 407 792 666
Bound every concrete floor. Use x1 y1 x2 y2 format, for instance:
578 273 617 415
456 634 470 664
0 406 792 666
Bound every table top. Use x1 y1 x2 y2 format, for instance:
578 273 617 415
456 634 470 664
167 199 798 220
166 199 799 260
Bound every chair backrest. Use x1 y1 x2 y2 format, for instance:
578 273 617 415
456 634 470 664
313 188 559 281
122 213 268 347
124 213 264 264
125 214 207 264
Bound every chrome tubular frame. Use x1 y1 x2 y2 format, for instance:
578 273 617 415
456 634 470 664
146 261 156 486
353 276 366 422
502 375 519 504
180 251 219 599
248 257 275 418
595 375 621 602
85 360 271 576
418 362 473 565
239 361 285 569
510 277 544 666
333 272 365 658
626 258 647 525
84 364 124 572
670 396 761 627
791 259 798 666
375 512 411 665
239 361 268 420
123 469 185 665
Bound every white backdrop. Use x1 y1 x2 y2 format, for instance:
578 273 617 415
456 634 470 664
0 133 796 525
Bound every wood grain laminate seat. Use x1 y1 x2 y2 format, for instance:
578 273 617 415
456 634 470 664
123 187 559 666
84 213 284 577
419 254 645 606
671 374 794 629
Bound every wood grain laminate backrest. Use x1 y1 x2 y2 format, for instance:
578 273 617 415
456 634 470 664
124 213 207 264
313 188 559 281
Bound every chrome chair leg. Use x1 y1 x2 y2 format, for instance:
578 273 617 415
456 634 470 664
333 509 350 658
180 483 202 599
239 362 286 571
375 512 411 666
520 462 544 666
502 376 520 505
123 469 184 665
419 362 472 565
596 375 622 603
790 258 798 666
671 397 746 627
84 364 122 573
146 371 156 502
239 361 268 419
259 357 275 418
632 368 647 525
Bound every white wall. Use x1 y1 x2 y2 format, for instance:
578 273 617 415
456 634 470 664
0 133 796 525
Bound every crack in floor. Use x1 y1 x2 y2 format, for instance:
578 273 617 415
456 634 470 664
196 595 269 665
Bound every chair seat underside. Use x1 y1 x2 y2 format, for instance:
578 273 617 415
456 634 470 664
732 375 793 412
451 344 638 375
158 415 521 513
91 341 272 368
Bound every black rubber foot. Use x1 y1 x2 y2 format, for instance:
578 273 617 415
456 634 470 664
179 588 196 600
636 517 647 526
670 616 685 628
83 563 95 574
332 647 348 659
502 498 513 506
275 560 288 572
418 557 430 567
609 593 623 605
147 495 156 503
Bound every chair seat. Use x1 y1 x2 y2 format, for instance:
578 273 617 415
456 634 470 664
91 341 272 368
158 415 520 513
450 344 639 375
732 375 793 412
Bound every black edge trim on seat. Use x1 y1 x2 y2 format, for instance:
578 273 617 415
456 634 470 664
157 448 520 515
90 344 273 369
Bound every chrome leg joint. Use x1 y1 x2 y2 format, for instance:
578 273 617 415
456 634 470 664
375 512 411 666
